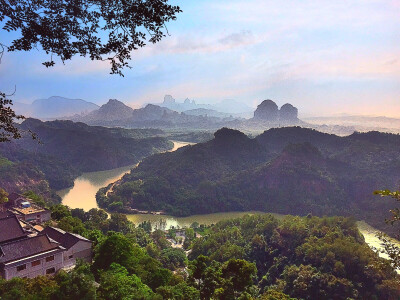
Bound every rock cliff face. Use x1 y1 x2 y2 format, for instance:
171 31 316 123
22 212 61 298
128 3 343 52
253 100 279 122
163 95 176 104
280 103 298 122
253 100 298 123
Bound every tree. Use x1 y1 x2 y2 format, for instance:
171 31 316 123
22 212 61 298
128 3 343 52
108 213 134 234
98 263 153 300
0 187 8 205
160 248 187 270
374 189 400 270
0 0 181 140
0 92 26 142
156 282 200 300
50 204 72 220
92 232 136 272
218 259 257 299
53 265 97 300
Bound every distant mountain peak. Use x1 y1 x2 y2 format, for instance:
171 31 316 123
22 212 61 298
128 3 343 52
254 100 279 121
18 96 99 119
81 99 134 122
102 99 129 107
163 95 176 104
252 99 298 124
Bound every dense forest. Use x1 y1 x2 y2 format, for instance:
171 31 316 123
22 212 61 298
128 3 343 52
98 127 400 234
1 194 399 300
0 119 173 192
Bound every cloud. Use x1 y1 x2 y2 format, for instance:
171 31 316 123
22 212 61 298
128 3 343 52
136 30 258 57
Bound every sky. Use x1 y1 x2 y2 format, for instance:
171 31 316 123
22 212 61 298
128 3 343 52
0 0 399 117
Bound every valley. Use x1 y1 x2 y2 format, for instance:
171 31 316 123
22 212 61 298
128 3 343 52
54 137 400 260
58 141 193 211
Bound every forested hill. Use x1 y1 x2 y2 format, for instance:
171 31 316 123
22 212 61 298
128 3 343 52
100 127 400 233
0 119 173 191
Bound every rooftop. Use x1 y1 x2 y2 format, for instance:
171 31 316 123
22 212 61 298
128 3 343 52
0 215 27 243
41 227 91 249
10 204 48 216
0 234 62 264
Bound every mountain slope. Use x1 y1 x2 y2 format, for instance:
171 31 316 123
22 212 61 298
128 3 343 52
15 96 99 119
100 126 399 234
77 99 134 124
0 119 173 190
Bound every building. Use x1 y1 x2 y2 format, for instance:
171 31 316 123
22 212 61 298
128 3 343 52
0 215 64 280
42 227 92 269
7 193 51 224
0 215 92 280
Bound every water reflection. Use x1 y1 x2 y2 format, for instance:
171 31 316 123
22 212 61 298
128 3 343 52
126 211 283 230
57 165 135 211
58 141 193 211
57 140 400 262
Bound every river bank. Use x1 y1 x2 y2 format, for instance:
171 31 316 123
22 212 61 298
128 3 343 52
57 141 193 211
57 140 400 261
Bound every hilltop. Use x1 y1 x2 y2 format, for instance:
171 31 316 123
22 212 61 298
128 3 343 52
0 119 173 192
99 126 400 234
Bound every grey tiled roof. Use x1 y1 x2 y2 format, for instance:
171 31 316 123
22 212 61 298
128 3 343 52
0 234 61 264
0 215 27 243
42 227 91 249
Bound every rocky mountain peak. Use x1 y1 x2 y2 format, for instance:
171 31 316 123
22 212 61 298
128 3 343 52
254 100 279 121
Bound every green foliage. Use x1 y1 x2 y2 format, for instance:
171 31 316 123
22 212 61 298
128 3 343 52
0 187 8 204
0 118 173 190
50 204 72 221
189 215 400 299
100 127 400 239
57 216 86 235
0 162 61 205
0 212 399 299
93 232 137 273
374 188 400 270
156 282 200 300
53 263 97 300
98 264 153 300
23 190 46 207
160 248 187 270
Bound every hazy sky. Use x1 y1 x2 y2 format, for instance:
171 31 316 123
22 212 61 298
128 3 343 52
0 0 399 117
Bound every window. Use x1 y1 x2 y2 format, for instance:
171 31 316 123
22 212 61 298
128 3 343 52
17 264 26 271
46 267 55 275
31 260 41 267
45 255 54 262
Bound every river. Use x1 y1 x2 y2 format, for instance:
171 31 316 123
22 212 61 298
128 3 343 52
57 141 194 211
57 141 400 257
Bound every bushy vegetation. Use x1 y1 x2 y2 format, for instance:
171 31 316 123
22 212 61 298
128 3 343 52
100 127 400 234
0 211 399 299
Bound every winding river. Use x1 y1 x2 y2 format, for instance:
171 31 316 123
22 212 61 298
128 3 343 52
57 141 400 257
57 141 193 211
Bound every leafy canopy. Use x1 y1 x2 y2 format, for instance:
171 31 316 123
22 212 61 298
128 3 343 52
1 0 182 75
